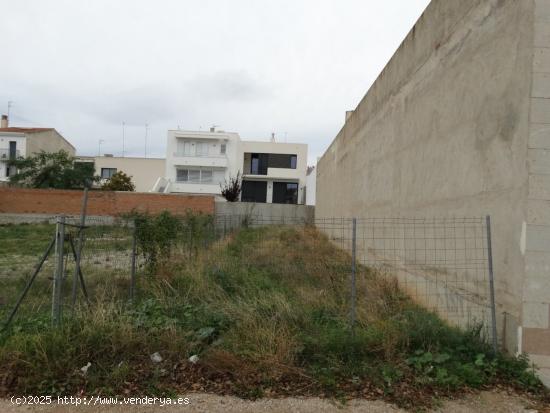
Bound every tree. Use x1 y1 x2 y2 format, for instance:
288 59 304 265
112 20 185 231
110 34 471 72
8 150 98 189
101 171 136 191
220 171 242 202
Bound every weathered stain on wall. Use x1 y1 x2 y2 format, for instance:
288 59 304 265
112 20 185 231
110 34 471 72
316 0 550 385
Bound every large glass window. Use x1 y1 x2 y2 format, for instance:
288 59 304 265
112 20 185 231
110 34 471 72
273 182 299 204
241 180 267 203
201 170 213 183
101 168 117 179
250 153 269 175
290 155 297 169
176 168 220 184
196 143 208 156
188 170 201 183
249 153 297 172
178 140 212 156
176 169 188 182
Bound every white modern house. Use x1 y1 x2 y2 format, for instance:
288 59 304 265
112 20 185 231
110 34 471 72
0 115 76 182
240 140 307 204
153 128 308 204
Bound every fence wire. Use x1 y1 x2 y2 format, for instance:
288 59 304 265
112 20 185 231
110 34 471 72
316 217 494 344
2 214 497 347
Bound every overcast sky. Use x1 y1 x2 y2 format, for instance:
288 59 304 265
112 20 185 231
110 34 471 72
1 0 430 163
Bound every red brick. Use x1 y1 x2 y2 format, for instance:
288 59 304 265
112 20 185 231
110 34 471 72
0 188 214 216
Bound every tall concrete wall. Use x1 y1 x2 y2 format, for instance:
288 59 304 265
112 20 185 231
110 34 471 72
316 0 550 384
523 0 550 383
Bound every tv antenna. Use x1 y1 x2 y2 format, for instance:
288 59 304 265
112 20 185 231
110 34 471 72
122 122 126 157
144 123 149 158
7 101 13 118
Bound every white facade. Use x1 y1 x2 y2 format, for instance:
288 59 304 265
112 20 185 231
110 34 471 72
0 115 76 182
240 140 307 204
305 166 316 206
0 133 26 181
156 129 308 204
154 130 241 195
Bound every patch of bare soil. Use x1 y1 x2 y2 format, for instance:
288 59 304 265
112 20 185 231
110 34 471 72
0 391 548 413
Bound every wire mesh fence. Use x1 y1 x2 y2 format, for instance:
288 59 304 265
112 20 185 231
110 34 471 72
314 217 497 347
1 212 497 349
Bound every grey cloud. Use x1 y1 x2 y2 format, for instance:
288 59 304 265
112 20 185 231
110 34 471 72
186 71 272 103
84 86 182 126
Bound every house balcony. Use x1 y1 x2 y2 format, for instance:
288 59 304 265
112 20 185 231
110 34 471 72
0 148 20 160
172 153 228 168
243 167 300 181
168 181 221 195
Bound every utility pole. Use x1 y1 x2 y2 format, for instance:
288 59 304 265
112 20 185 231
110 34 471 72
122 122 126 157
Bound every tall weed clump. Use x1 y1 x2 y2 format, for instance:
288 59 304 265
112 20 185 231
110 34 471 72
127 210 214 272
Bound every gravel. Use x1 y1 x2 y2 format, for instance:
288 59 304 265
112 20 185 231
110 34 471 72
1 391 546 413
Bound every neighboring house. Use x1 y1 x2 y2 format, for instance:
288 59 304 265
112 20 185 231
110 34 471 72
156 129 240 196
154 128 308 204
77 155 166 193
305 165 316 206
240 140 307 204
0 115 76 182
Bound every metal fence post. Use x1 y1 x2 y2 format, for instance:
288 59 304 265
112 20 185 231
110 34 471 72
350 217 357 336
72 188 88 309
130 222 137 301
52 215 65 326
485 215 498 353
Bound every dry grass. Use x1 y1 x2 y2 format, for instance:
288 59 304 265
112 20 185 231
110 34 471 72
0 224 546 410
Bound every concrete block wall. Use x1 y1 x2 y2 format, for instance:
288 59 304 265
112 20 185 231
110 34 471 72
215 200 314 223
316 0 550 385
523 0 550 385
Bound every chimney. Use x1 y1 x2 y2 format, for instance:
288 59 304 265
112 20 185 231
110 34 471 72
271 132 275 142
345 111 354 122
210 126 215 132
1 115 8 128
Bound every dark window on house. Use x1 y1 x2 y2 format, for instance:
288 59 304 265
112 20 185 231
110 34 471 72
9 141 17 159
290 155 297 169
176 169 189 182
220 144 226 155
250 153 268 175
267 154 297 169
101 168 117 179
273 182 298 204
241 180 267 203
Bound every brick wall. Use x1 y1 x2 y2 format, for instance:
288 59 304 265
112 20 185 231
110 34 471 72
0 188 214 216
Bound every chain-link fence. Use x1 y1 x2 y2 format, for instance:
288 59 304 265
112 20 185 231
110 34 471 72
2 213 497 350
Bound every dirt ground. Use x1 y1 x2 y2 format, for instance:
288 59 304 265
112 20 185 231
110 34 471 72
1 391 547 413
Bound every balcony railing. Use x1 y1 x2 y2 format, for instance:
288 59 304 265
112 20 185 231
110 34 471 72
173 152 226 158
0 148 20 160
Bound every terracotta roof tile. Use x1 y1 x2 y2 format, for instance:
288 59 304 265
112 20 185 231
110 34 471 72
0 127 55 133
